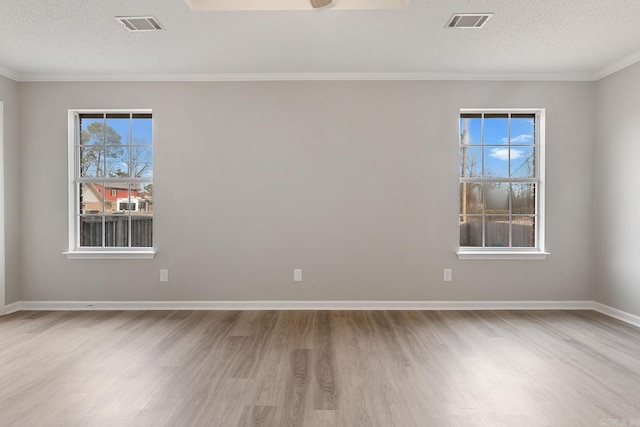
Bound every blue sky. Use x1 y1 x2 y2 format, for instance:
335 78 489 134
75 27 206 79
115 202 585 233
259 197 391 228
82 116 152 145
460 116 534 178
80 115 153 178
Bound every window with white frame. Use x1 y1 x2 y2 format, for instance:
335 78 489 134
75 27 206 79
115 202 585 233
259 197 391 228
67 111 154 258
458 110 546 258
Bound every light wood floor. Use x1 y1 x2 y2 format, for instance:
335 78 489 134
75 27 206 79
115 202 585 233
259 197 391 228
1 310 639 426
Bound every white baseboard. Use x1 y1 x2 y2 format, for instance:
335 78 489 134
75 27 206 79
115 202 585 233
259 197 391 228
593 302 640 328
3 302 22 315
5 300 638 329
14 300 594 311
4 301 640 327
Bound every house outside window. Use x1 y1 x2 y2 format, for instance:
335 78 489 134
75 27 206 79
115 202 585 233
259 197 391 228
457 109 547 260
65 110 154 259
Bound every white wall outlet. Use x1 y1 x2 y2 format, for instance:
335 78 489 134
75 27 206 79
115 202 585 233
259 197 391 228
294 268 303 282
443 268 452 282
160 269 169 282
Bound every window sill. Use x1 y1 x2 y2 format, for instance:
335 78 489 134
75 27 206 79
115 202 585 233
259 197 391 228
456 250 550 260
63 250 156 260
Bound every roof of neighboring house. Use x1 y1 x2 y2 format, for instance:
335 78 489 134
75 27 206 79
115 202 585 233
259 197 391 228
92 183 147 202
83 183 104 203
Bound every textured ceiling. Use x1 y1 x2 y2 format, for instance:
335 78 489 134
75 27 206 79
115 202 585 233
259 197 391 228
1 0 640 80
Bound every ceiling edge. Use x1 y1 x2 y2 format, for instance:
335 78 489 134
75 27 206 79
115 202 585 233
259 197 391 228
593 49 640 80
4 51 640 82
14 72 594 82
0 65 20 81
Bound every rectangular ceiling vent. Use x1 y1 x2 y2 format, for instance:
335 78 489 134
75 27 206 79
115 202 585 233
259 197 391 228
447 14 493 29
116 16 163 32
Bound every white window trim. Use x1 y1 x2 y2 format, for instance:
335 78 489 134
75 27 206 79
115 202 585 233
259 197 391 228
65 109 155 260
63 250 155 260
457 108 548 260
456 250 549 260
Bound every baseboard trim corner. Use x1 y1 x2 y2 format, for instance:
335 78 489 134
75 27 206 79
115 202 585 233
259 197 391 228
3 302 22 315
593 302 640 328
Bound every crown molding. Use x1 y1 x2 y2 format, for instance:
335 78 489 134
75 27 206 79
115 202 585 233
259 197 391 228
593 49 640 80
3 51 640 83
15 71 595 82
0 65 20 81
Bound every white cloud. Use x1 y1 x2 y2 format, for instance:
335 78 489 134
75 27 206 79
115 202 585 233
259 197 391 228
501 134 533 144
489 148 524 161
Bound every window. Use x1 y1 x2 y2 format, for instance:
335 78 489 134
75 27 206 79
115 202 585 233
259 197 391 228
65 111 154 259
458 109 547 259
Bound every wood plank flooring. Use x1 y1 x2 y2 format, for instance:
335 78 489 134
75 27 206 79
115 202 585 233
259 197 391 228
1 310 639 426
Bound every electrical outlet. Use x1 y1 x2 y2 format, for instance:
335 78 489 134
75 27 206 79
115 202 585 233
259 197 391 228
160 269 169 282
294 269 303 282
443 268 452 282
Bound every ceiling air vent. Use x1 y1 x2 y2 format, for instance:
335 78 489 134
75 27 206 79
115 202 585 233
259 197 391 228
447 13 493 29
116 16 163 32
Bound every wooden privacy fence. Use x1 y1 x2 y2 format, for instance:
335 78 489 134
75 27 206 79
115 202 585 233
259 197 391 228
80 216 153 247
460 220 534 247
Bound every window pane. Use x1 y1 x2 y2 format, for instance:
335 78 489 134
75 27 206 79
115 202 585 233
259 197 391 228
104 216 130 247
98 184 128 214
130 146 153 178
512 216 535 247
484 146 512 177
511 183 535 215
510 114 535 145
105 114 130 144
510 146 535 178
79 145 104 178
98 115 127 177
79 183 105 214
132 115 153 145
105 144 127 177
131 184 153 248
460 115 482 145
80 116 104 145
79 215 103 247
81 116 123 145
483 114 509 177
112 185 133 213
131 216 153 247
485 183 509 214
460 183 483 215
485 216 509 247
79 114 123 178
483 114 508 145
460 146 482 177
460 216 482 247
138 184 153 214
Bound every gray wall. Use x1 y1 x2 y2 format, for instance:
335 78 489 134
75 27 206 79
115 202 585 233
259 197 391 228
0 74 20 305
18 81 595 302
595 63 640 317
